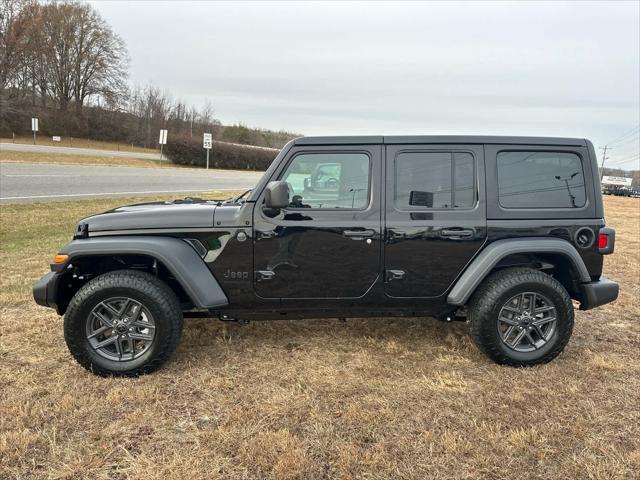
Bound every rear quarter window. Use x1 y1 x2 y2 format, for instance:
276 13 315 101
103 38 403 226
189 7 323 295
497 151 586 209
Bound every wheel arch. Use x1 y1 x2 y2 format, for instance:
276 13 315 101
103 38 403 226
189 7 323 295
55 236 228 314
447 238 591 306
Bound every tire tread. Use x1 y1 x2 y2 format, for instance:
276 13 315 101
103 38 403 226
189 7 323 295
468 267 574 366
64 269 183 377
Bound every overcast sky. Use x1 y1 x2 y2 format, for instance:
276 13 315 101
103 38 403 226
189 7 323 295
91 1 639 170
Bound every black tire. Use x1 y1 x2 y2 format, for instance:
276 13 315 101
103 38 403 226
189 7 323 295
468 267 574 366
64 269 183 377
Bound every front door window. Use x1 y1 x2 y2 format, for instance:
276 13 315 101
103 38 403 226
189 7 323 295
280 153 370 209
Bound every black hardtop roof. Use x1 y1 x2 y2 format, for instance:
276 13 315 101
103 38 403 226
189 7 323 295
293 135 587 147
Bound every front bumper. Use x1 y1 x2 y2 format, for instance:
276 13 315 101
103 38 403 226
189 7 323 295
33 271 62 312
579 276 619 310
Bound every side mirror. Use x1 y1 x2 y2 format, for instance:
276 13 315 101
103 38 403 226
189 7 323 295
264 181 289 209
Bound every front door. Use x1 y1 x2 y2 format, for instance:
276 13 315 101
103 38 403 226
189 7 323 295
384 144 487 298
253 145 382 299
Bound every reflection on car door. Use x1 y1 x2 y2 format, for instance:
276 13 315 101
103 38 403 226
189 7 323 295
253 145 382 299
384 144 487 298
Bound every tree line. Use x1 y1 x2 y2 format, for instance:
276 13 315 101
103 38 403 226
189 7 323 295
0 0 298 149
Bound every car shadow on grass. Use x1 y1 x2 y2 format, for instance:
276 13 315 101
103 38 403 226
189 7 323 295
175 316 476 366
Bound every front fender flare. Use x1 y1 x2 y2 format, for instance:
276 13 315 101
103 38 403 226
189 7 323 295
446 238 591 306
59 236 228 308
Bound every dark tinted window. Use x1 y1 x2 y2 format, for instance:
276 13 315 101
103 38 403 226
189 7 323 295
497 151 585 208
454 153 475 208
395 151 475 209
281 153 370 209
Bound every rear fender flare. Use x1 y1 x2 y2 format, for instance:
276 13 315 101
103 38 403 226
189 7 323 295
59 236 228 308
447 238 591 306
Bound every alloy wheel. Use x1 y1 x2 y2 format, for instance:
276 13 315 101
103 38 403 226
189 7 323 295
85 297 156 361
497 292 557 352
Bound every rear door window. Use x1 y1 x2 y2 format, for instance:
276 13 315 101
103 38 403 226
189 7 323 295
497 151 586 208
394 151 475 209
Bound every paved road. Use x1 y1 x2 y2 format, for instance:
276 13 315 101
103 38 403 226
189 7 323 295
0 162 263 203
1 142 161 160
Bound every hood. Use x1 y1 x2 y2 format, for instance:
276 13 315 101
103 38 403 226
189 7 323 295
78 198 219 234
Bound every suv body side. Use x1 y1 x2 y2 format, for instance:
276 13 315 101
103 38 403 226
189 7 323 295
32 135 619 374
34 135 615 321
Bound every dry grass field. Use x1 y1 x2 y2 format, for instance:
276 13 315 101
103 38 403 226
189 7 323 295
1 137 158 154
0 150 247 172
1 196 639 480
0 150 165 169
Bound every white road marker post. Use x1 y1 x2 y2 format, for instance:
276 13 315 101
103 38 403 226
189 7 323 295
31 118 38 145
203 133 212 169
158 129 168 167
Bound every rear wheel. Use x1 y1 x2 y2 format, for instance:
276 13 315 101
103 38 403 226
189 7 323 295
468 267 574 366
64 270 183 376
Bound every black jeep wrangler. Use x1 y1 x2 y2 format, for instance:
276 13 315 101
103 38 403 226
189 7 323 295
34 136 619 376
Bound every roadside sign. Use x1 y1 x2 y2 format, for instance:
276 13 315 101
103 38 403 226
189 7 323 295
158 129 168 166
52 136 61 142
203 133 212 169
31 118 38 144
203 133 212 149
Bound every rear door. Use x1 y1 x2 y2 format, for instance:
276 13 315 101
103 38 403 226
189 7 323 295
384 144 487 298
253 144 382 299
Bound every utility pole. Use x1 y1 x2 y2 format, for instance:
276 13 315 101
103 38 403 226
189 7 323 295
599 145 611 181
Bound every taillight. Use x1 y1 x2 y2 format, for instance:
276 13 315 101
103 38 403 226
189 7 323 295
598 233 608 249
598 227 615 254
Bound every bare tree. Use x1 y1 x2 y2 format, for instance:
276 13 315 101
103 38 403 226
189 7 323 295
0 0 30 90
69 3 128 113
35 1 128 112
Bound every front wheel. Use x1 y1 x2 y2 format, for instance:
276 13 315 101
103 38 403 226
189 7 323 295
468 267 574 366
64 270 183 377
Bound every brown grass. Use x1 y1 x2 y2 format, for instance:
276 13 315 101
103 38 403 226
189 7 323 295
0 150 166 169
1 196 639 479
0 150 262 173
1 136 158 154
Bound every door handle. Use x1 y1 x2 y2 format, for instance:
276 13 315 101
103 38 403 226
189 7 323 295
388 230 406 240
343 229 375 240
386 270 405 281
440 229 474 239
255 270 275 282
256 230 277 240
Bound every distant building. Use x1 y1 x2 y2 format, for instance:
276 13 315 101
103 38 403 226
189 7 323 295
601 175 634 196
601 175 633 187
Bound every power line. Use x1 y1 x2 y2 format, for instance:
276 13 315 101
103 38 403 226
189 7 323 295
609 133 639 148
599 125 640 175
608 153 640 167
606 125 640 146
614 151 640 159
609 149 640 162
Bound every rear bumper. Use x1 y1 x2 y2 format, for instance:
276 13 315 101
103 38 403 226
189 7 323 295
33 271 62 312
579 276 619 310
